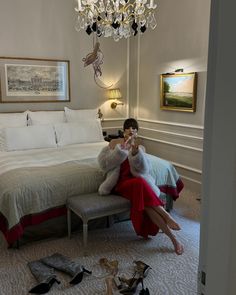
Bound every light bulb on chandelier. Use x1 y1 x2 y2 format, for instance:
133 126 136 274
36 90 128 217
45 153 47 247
75 0 158 41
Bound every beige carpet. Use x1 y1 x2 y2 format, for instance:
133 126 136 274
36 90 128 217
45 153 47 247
0 189 200 295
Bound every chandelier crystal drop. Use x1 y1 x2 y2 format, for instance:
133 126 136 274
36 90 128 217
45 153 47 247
75 0 157 41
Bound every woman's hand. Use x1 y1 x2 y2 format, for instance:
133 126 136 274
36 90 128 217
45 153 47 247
124 135 139 155
121 136 132 150
131 137 139 155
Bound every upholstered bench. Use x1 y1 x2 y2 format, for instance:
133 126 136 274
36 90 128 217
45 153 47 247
66 193 130 254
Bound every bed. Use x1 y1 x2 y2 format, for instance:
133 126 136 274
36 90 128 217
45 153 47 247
0 108 183 246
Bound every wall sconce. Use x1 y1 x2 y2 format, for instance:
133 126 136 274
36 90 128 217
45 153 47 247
108 88 124 109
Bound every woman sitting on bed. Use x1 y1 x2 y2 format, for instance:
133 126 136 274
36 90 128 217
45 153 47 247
97 118 184 255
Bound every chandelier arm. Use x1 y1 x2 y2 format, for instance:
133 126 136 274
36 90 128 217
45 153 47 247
126 11 151 23
78 12 151 26
78 3 137 22
122 3 135 11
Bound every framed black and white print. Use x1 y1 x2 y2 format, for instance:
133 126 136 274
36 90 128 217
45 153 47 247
0 57 70 103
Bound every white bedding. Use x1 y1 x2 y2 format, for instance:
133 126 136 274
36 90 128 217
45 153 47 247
0 141 107 176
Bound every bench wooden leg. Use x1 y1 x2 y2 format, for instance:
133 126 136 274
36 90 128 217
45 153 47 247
83 222 88 255
107 215 114 228
67 208 71 239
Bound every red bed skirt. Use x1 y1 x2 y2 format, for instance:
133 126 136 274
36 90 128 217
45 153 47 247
0 206 67 246
159 178 184 200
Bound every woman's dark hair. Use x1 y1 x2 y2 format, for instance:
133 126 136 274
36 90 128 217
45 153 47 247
123 118 139 131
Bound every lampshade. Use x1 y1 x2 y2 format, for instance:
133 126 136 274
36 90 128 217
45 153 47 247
107 88 124 109
108 88 122 100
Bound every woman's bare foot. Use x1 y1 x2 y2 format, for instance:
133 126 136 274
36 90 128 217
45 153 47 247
167 217 181 231
173 240 184 255
153 207 181 230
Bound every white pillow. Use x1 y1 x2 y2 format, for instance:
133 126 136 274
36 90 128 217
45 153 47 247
4 125 57 151
54 120 104 146
0 112 28 151
64 107 98 122
27 111 66 125
0 112 28 127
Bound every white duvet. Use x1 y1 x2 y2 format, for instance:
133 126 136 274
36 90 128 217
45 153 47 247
0 141 107 176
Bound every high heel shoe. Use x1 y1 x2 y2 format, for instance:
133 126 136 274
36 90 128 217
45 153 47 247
119 277 143 295
70 267 92 285
99 257 119 276
139 288 150 295
29 277 60 294
105 275 122 295
133 260 151 278
139 278 150 295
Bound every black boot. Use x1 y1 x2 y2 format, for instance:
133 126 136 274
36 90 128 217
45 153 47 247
28 260 60 294
41 253 92 285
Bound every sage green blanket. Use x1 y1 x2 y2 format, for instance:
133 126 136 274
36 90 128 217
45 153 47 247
0 159 105 230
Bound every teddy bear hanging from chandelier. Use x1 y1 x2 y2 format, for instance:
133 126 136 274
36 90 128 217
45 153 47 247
82 37 113 89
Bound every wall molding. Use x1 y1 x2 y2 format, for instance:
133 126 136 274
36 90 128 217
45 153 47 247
102 126 122 130
136 34 141 119
172 162 202 194
171 161 202 174
139 126 203 140
139 118 204 130
180 174 201 184
103 118 126 121
139 135 203 152
126 38 130 118
180 176 201 194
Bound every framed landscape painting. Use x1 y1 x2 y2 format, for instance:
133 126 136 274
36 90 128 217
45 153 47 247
160 72 197 112
0 57 70 103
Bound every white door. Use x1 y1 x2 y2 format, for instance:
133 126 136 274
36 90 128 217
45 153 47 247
198 0 236 294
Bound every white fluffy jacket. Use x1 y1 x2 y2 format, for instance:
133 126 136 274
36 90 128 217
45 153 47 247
97 144 160 197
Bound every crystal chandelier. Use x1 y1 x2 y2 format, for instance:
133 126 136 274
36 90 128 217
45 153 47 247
75 0 157 41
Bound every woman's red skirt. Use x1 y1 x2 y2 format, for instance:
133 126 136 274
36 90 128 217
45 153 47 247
114 159 164 238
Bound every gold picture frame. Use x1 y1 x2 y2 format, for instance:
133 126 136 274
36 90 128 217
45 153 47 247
160 72 197 112
0 57 70 103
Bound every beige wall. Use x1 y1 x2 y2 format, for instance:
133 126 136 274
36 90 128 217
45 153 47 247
131 0 211 192
138 0 210 125
0 0 128 120
0 0 211 192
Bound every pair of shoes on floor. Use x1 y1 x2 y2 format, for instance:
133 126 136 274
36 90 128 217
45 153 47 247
28 253 92 294
100 258 151 295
